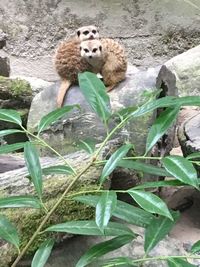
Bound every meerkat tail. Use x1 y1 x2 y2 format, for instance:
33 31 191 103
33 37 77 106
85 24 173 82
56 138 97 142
106 84 116 92
56 79 72 108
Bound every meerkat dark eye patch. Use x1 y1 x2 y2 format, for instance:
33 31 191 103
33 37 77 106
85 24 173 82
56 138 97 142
92 30 97 34
92 48 97 53
77 30 80 37
84 48 89 53
99 46 102 51
83 31 89 35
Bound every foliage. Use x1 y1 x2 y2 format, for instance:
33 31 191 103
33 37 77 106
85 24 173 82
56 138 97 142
0 72 200 267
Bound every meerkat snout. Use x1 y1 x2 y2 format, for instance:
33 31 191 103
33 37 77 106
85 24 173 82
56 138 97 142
80 40 103 61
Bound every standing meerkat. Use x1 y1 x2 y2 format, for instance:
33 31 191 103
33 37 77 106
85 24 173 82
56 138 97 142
80 38 127 91
54 25 100 107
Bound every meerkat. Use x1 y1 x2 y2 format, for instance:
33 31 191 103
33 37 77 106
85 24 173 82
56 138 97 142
80 38 127 92
54 25 99 107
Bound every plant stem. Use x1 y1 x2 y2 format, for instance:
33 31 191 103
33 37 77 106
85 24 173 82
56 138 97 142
11 160 93 267
95 156 162 165
93 116 129 160
21 126 77 174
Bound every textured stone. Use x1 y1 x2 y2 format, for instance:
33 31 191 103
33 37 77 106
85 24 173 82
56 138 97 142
164 45 200 96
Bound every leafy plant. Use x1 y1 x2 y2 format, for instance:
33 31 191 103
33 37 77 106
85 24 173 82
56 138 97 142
0 72 200 267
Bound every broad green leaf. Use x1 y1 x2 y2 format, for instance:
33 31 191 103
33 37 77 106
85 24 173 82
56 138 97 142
96 191 117 233
24 142 43 198
100 144 132 184
134 180 185 190
129 96 200 119
167 258 196 267
42 165 74 175
144 211 180 254
31 238 55 267
162 156 199 189
100 257 135 267
76 138 96 154
74 195 154 228
118 159 170 177
0 142 25 154
0 129 23 137
128 190 173 220
0 196 41 209
38 105 79 133
45 220 135 237
0 215 19 249
0 109 22 125
76 235 135 267
78 72 111 125
146 106 180 154
191 240 200 254
187 152 200 160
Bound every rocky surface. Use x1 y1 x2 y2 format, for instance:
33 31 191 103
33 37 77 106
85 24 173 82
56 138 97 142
163 45 200 96
0 0 200 81
27 65 165 157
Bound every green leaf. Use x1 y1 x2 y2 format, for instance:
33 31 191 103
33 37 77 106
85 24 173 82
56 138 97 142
96 191 117 233
146 106 180 154
45 220 135 237
100 144 132 184
38 105 79 134
118 159 170 177
0 129 23 137
31 238 55 267
0 142 25 154
186 152 200 160
144 211 180 254
0 196 41 209
0 109 22 125
74 195 154 228
162 156 199 189
42 165 74 175
76 138 96 154
134 180 185 190
167 258 196 267
76 235 135 267
24 142 43 198
128 190 173 220
0 215 19 250
78 72 111 126
129 96 200 119
100 257 135 267
191 240 200 254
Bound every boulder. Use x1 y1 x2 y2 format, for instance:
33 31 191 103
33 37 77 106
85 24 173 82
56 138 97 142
157 45 200 96
0 56 10 77
178 113 200 175
28 65 177 157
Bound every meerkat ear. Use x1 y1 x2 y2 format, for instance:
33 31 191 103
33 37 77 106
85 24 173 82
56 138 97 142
99 45 102 51
77 30 80 37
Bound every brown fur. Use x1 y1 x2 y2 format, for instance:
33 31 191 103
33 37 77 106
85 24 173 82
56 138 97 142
80 38 127 91
54 25 99 107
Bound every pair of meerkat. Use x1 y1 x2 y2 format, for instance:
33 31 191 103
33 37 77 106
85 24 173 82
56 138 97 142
54 25 127 107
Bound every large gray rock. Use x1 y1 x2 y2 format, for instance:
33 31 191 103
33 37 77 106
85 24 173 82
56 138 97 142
160 45 200 96
178 113 200 175
0 56 10 77
28 65 162 156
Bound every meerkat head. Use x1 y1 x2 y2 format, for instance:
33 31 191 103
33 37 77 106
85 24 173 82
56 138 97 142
76 25 99 41
80 40 102 61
